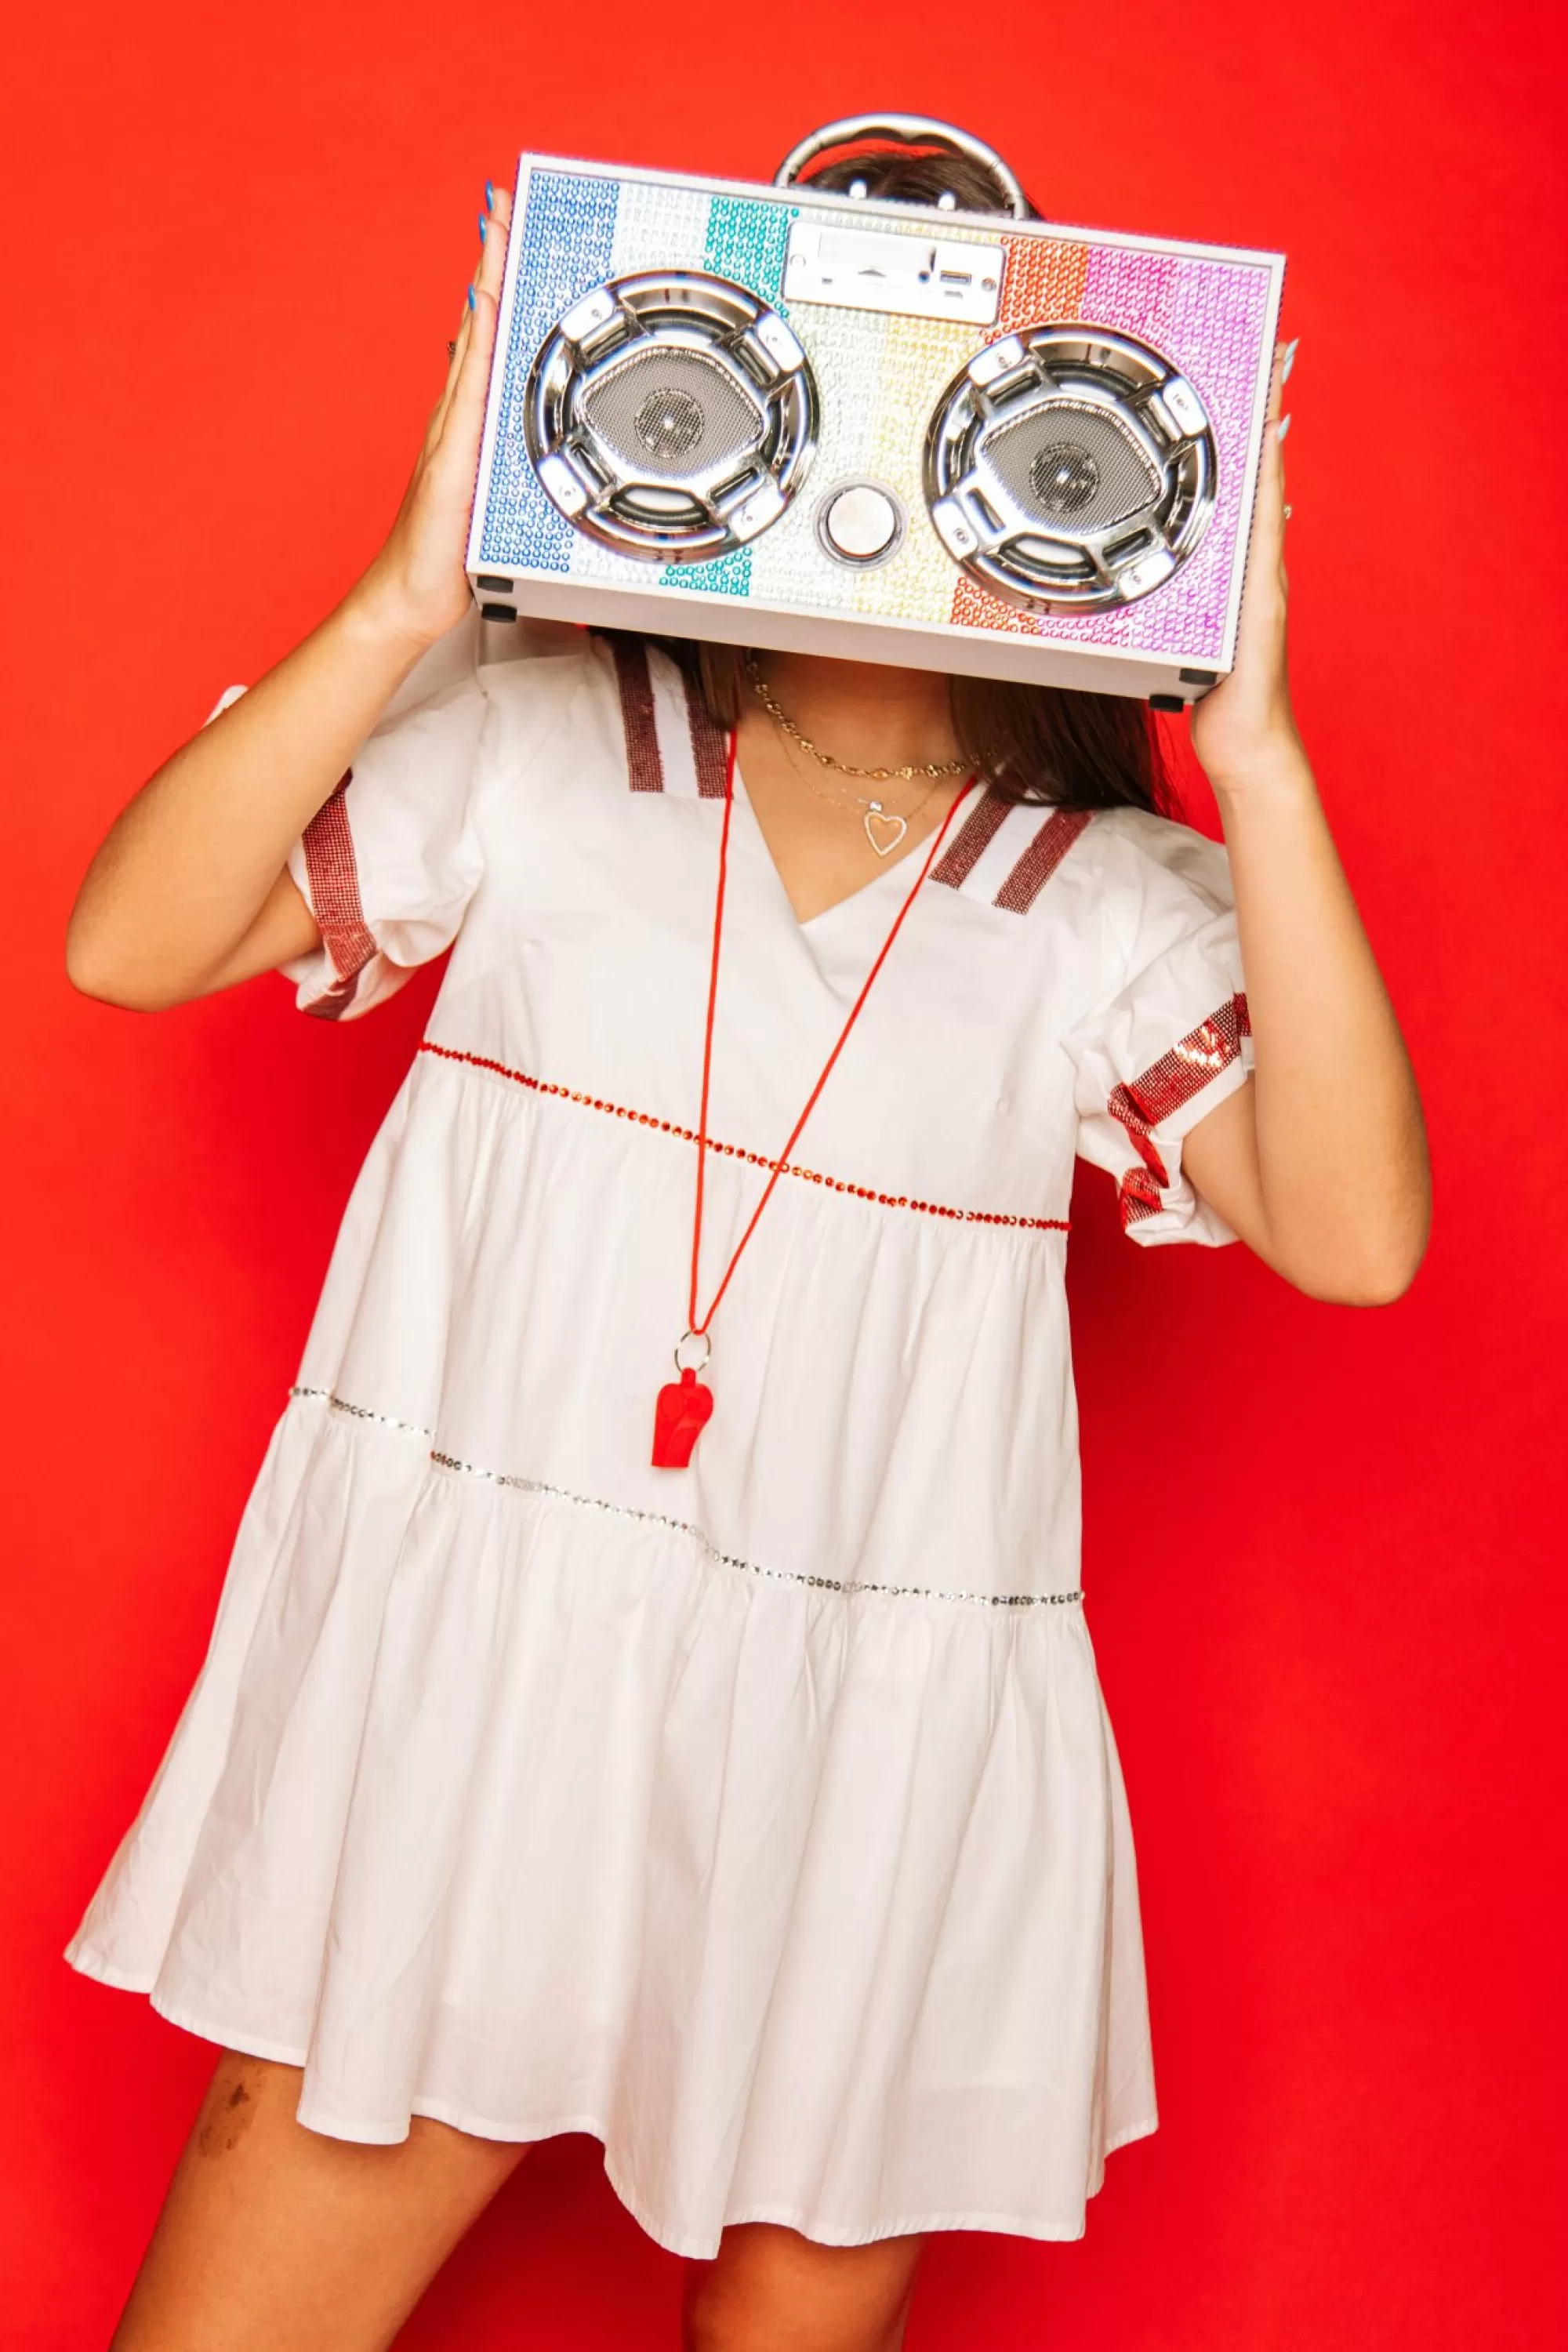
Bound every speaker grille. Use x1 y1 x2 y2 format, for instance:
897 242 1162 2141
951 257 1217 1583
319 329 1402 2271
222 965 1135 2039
984 406 1160 533
923 324 1218 612
526 270 817 561
582 347 764 479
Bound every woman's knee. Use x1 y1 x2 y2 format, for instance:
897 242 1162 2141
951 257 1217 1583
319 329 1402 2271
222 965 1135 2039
682 2221 924 2352
110 2049 532 2352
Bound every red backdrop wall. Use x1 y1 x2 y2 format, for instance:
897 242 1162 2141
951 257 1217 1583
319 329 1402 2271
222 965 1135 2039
4 2 1563 2343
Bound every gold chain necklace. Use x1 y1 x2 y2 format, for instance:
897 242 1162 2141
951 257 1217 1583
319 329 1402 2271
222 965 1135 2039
779 726 945 855
744 651 969 858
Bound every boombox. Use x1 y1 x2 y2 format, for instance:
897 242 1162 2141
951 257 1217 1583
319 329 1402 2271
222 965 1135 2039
466 117 1284 707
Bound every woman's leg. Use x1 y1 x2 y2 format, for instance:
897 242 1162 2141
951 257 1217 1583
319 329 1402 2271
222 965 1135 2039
683 2222 926 2352
111 2049 530 2352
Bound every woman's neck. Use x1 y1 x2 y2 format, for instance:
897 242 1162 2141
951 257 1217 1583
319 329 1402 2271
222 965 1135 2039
746 651 962 772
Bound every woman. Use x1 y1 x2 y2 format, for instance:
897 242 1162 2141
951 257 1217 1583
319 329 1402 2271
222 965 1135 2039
64 137 1428 2352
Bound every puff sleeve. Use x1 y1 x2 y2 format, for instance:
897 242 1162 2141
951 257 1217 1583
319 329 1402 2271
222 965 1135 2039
1067 809 1254 1247
277 612 495 1020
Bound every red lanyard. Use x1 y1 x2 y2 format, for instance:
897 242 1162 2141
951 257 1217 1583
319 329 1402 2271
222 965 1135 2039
652 728 978 1469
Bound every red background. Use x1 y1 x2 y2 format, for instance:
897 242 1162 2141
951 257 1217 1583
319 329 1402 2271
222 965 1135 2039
4 2 1563 2344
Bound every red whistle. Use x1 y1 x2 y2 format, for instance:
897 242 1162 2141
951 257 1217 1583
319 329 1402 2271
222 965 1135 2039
652 1367 714 1468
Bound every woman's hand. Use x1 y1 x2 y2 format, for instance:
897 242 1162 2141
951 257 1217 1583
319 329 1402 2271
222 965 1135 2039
352 183 513 654
1175 339 1432 1305
67 189 511 1012
1190 342 1298 792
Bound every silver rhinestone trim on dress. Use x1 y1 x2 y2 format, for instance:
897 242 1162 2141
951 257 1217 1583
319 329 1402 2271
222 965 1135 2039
289 1385 434 1441
289 1386 1083 1611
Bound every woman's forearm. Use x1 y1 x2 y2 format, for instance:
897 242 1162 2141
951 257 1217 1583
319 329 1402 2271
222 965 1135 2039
66 191 514 1014
66 585 430 1010
1196 742 1430 1300
1178 343 1429 1305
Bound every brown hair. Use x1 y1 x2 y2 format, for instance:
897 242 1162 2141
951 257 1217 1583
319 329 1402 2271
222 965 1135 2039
646 140 1170 817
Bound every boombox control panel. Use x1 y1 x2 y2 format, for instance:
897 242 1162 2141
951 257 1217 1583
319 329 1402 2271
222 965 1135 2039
466 152 1284 704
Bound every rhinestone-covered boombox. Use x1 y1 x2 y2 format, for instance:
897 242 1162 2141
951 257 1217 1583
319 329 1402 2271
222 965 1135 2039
466 152 1284 706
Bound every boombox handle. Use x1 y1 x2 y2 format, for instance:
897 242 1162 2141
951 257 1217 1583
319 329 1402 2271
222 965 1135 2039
772 114 1029 220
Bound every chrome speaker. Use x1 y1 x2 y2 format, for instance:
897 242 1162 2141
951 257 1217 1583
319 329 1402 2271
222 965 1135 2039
924 326 1218 612
524 270 819 562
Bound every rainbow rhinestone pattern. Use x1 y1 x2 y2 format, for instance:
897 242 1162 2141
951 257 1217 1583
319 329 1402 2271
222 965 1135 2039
476 165 1278 666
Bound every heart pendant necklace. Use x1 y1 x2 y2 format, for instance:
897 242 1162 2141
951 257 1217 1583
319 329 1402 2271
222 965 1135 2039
789 754 936 857
652 728 977 1470
743 650 967 866
862 804 908 858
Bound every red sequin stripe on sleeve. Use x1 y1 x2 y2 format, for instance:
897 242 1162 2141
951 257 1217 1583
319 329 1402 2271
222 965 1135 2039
1116 1167 1167 1227
1109 993 1251 1221
299 772 378 1019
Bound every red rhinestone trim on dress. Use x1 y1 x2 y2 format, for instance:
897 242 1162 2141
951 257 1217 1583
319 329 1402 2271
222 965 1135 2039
605 635 730 798
929 785 1011 887
609 638 662 794
993 810 1092 913
1116 1166 1167 1227
418 1041 1069 1232
687 674 729 800
1109 993 1252 1226
299 770 376 1020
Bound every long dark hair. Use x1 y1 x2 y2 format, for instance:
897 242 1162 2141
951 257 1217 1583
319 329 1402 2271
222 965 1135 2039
646 141 1170 817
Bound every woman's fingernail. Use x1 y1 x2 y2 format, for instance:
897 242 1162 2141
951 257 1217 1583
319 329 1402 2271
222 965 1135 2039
466 283 477 312
1276 412 1292 441
477 215 488 243
1281 336 1299 381
485 180 495 212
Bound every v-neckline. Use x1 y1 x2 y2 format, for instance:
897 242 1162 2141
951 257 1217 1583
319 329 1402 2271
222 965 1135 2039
731 753 977 936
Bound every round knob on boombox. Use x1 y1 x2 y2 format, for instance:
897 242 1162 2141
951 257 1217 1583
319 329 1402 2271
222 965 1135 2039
818 482 902 564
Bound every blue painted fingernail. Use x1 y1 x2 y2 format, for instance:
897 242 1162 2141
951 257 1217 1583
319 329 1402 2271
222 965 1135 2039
1276 412 1291 441
477 215 488 242
1281 336 1299 381
466 283 477 311
485 180 495 212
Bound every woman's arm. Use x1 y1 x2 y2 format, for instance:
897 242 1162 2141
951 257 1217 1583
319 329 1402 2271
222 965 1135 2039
1180 350 1432 1305
66 187 514 1012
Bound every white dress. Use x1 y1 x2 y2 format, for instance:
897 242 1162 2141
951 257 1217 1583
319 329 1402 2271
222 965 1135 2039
66 612 1254 2258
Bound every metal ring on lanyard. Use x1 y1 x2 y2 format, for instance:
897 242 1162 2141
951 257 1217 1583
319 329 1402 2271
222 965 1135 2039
673 1330 714 1377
